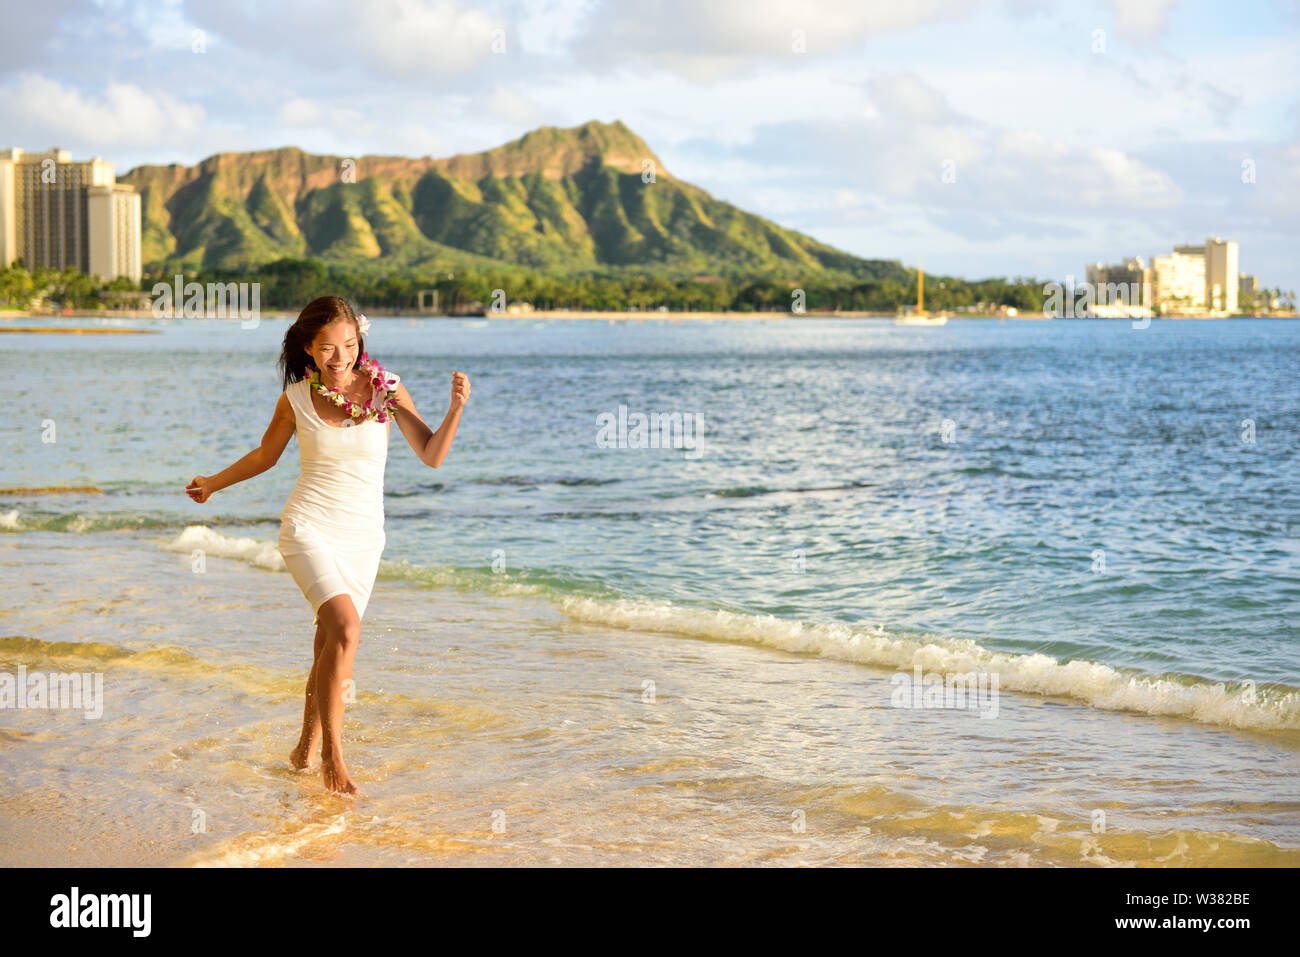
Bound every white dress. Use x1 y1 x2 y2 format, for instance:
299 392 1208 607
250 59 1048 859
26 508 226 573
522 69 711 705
277 371 398 625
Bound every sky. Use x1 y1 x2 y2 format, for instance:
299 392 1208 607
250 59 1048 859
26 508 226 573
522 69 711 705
2 0 1297 288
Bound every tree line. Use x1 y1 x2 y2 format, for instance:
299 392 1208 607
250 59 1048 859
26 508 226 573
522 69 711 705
0 257 1070 314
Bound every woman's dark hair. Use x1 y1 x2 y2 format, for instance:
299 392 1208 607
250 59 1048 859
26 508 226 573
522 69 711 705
278 296 365 392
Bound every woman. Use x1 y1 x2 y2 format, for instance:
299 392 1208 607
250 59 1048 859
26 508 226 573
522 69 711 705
184 296 470 796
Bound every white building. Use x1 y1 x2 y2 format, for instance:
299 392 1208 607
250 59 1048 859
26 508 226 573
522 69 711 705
0 147 142 282
1153 250 1206 313
1204 237 1239 314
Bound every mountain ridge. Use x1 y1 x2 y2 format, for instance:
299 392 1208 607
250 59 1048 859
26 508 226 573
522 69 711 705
119 119 903 282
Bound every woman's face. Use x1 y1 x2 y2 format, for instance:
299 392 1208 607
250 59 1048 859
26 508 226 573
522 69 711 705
305 320 361 385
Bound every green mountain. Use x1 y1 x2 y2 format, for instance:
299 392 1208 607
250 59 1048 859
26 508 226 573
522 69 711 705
119 119 903 282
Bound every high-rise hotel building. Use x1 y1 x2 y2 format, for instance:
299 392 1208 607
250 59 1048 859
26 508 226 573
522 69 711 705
1152 248 1206 311
0 147 142 282
1147 237 1239 315
1203 237 1239 314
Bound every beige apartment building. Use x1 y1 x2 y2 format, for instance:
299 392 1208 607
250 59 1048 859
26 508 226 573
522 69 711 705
1154 238 1239 315
1152 249 1206 313
1203 237 1238 313
0 146 141 282
1098 237 1244 316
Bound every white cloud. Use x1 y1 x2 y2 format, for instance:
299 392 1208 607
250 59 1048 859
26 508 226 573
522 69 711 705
701 69 1185 249
570 0 977 81
351 0 505 76
1105 0 1176 37
866 72 969 125
276 97 326 128
513 0 600 56
186 0 507 80
0 73 206 148
265 97 454 159
474 85 548 127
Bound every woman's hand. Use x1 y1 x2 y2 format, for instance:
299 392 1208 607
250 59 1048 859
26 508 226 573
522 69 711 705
450 371 471 411
186 475 214 504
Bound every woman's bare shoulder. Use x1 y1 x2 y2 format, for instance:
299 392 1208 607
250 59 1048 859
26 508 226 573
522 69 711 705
276 386 296 424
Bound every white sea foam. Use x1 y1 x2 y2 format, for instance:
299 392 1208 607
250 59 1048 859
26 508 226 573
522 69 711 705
557 595 1300 732
151 525 1300 733
0 509 20 530
188 814 348 867
161 525 286 571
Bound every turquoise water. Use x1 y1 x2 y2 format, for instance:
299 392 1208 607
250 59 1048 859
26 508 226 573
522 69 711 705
6 316 1298 699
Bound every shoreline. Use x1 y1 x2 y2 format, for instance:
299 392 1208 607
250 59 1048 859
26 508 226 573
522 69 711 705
0 308 879 321
4 307 1295 322
1 523 1296 866
4 310 1297 323
0 325 160 334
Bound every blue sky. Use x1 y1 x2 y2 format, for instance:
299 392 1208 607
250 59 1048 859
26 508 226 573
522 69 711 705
3 0 1297 288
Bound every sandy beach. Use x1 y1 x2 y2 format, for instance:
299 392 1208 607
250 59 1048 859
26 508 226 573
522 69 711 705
2 523 1296 866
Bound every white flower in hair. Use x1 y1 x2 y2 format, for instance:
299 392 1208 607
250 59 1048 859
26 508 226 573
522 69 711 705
356 314 371 334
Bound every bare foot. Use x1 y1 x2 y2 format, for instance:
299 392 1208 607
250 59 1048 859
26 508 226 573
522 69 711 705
322 756 361 796
289 742 316 771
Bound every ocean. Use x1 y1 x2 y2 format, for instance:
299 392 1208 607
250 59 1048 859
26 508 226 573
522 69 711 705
1 315 1297 866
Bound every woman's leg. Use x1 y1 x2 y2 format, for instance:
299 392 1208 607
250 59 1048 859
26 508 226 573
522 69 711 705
289 622 327 770
315 593 363 795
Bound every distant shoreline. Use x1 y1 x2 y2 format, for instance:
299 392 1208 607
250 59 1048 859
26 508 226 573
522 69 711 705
0 325 160 334
1 308 1294 323
0 308 884 321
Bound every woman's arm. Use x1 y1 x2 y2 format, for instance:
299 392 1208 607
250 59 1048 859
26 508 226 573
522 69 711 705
186 392 296 503
391 372 470 469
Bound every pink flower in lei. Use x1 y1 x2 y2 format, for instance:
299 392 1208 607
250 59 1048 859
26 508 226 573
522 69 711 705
361 353 400 423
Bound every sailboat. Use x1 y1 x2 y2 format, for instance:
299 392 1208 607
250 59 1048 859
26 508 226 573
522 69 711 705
894 258 949 325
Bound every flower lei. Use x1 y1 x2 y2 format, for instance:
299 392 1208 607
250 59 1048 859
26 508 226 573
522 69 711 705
309 351 399 424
